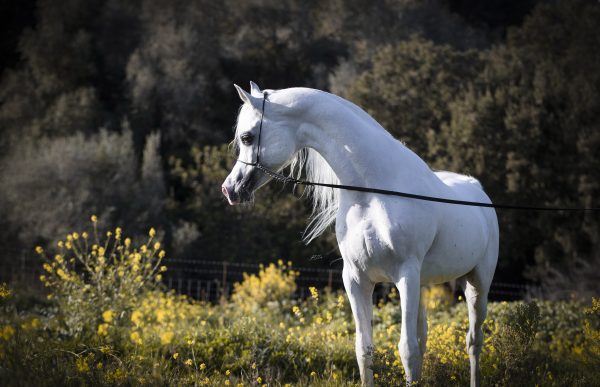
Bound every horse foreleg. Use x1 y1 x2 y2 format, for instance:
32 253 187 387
396 262 423 385
343 268 375 387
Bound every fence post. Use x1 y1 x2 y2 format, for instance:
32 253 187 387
222 262 228 298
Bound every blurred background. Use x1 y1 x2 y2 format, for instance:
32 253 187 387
0 0 598 299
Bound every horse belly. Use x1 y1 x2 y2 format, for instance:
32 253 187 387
420 207 489 285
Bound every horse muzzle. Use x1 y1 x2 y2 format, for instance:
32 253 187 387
222 170 258 205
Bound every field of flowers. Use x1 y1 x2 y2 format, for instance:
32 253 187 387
0 219 599 386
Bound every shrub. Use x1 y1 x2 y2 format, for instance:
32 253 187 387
35 216 167 337
0 218 598 386
231 260 298 313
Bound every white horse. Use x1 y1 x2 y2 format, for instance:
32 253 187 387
222 82 499 386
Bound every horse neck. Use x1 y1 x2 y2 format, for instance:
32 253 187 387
297 92 433 190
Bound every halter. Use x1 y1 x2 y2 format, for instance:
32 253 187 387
233 91 598 212
237 91 268 168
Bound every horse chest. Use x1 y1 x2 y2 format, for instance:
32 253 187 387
336 199 429 282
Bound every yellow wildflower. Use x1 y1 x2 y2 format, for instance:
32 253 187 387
43 263 53 273
160 331 174 345
199 363 206 370
82 232 88 239
149 228 156 237
159 250 166 258
154 241 161 250
97 323 109 336
125 238 131 247
309 286 319 300
184 359 193 366
75 357 90 373
257 377 262 384
56 269 68 280
131 310 143 326
130 331 143 345
0 283 12 299
35 246 44 254
102 310 114 323
91 215 98 222
1 325 16 340
72 232 79 240
173 352 179 359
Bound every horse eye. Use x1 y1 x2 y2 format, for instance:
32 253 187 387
240 132 254 145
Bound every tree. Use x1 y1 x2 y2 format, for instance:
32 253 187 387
167 144 338 264
0 130 166 251
336 36 482 159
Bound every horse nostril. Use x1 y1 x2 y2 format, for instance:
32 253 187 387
221 185 229 199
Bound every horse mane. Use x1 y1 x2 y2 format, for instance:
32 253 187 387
233 90 343 243
289 147 339 243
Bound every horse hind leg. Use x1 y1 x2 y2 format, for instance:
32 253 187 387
417 289 428 356
461 264 493 387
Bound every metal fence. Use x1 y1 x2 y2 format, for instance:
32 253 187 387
0 254 540 302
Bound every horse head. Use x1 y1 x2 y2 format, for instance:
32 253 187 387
221 83 300 205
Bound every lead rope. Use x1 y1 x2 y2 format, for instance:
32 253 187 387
238 92 600 212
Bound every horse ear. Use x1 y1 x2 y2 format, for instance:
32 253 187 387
234 84 251 103
234 84 261 109
249 81 262 96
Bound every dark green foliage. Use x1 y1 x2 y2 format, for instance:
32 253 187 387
0 0 597 293
0 130 165 247
339 36 483 157
167 145 336 263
